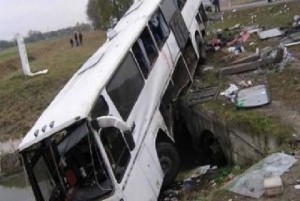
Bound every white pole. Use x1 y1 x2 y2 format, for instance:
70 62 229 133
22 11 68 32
16 33 48 77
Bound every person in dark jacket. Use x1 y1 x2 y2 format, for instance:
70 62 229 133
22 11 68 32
79 32 83 46
213 0 221 13
70 38 74 47
74 32 79 46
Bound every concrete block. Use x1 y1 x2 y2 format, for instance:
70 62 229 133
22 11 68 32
219 61 260 76
264 176 283 197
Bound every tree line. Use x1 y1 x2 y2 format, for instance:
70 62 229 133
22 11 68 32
0 23 92 50
86 0 133 29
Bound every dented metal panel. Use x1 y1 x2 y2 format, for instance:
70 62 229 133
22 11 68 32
235 85 271 108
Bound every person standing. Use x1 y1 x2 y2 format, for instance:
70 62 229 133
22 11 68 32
74 32 79 46
79 32 83 46
70 38 74 47
213 0 221 13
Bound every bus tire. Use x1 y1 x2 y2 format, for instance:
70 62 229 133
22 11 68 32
196 35 207 65
157 142 180 187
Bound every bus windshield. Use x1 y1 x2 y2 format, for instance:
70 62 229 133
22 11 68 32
22 121 113 201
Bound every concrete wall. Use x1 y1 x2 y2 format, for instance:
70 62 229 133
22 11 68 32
178 102 279 166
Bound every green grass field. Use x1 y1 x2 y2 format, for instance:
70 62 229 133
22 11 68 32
0 31 106 141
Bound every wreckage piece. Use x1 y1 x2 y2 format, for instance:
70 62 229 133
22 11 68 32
219 60 262 76
235 85 270 108
220 46 285 76
224 153 297 198
220 84 238 102
280 32 300 46
257 28 284 40
232 50 260 65
187 86 219 105
16 33 48 77
283 41 300 47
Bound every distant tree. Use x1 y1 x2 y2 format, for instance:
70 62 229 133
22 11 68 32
87 0 102 29
87 0 133 29
0 40 16 49
26 30 45 43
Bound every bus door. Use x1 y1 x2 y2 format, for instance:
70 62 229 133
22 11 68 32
123 143 163 201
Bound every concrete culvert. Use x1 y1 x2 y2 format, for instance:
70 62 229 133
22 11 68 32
200 130 228 167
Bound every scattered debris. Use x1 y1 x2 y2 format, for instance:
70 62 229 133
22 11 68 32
281 32 300 46
159 165 219 200
295 185 300 190
232 49 260 65
228 24 240 31
203 65 214 72
257 28 284 40
182 179 197 191
292 15 300 28
238 80 252 88
264 176 283 197
224 153 297 198
235 85 271 108
220 84 239 102
279 47 295 71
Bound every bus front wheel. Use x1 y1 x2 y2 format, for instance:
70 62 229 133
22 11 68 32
157 142 180 187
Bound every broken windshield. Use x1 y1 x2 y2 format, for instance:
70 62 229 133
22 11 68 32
22 121 114 201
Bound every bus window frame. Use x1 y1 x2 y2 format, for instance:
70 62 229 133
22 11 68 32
131 26 159 79
148 8 171 51
106 52 145 121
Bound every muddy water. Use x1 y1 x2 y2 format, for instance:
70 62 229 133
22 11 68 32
0 173 34 201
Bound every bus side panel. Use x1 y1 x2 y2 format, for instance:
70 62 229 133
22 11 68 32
166 32 181 62
123 163 156 201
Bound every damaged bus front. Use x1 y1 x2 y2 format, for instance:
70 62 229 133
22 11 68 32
20 117 135 201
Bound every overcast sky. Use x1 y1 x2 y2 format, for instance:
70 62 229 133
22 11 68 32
0 0 89 41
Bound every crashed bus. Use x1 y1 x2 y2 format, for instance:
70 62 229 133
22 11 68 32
18 0 208 200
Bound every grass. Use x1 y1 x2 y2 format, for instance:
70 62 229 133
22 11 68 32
200 100 294 144
0 31 106 141
210 1 300 30
198 1 300 145
268 69 300 112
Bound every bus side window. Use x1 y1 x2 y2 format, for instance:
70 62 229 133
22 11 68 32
90 95 109 119
100 127 131 183
132 28 158 78
149 10 170 49
107 53 145 120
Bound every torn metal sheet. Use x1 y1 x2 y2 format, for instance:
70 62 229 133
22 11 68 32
235 85 270 108
257 28 284 40
224 153 297 198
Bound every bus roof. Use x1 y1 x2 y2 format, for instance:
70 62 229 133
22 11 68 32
19 0 161 151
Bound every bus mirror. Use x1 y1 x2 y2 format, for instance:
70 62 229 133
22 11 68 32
95 116 135 151
95 116 131 133
124 131 135 151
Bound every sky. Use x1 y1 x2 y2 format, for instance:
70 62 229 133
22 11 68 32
0 0 89 41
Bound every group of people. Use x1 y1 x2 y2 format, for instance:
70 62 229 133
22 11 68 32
70 32 83 47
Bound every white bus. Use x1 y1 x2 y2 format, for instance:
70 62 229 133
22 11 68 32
18 0 208 200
